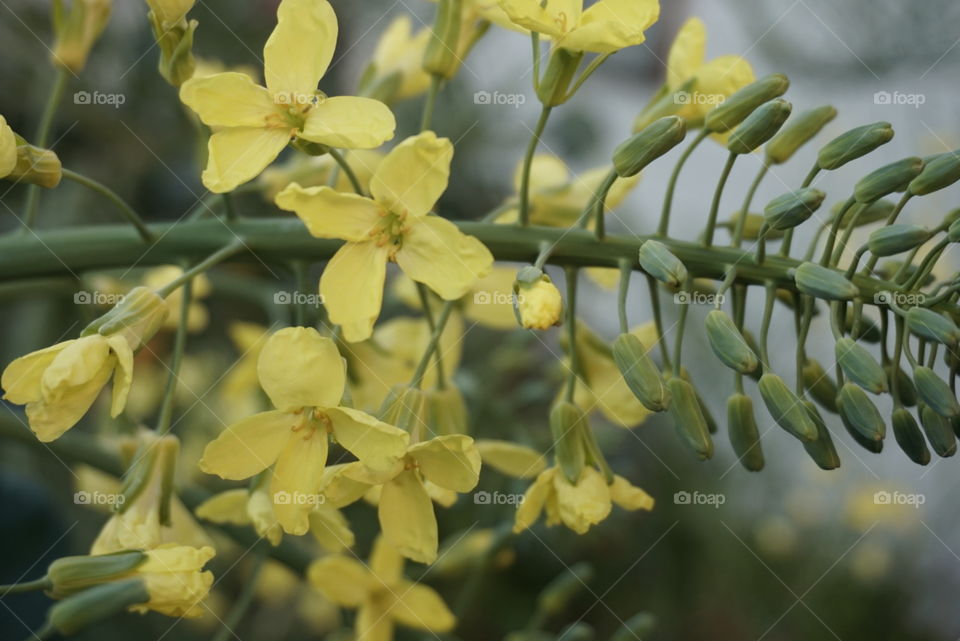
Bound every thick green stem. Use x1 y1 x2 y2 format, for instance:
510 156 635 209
421 75 442 132
518 106 553 226
61 169 155 243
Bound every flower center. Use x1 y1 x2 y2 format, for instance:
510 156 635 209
265 91 328 133
368 210 410 260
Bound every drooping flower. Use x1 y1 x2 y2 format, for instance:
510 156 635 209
199 327 409 534
0 115 63 188
276 131 494 342
308 537 456 640
178 0 396 193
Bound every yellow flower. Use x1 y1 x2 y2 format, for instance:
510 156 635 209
498 0 660 53
0 115 63 188
129 545 216 618
0 116 16 178
514 466 653 534
199 327 409 535
178 0 396 193
476 439 547 478
142 266 211 332
276 131 494 342
308 537 456 639
367 15 433 102
51 0 112 72
517 274 563 330
219 322 270 420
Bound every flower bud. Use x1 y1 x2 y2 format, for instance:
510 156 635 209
7 142 63 188
919 403 957 458
637 240 687 288
48 551 147 598
727 393 764 471
422 0 462 79
82 286 169 350
887 364 918 407
665 377 713 460
834 337 887 394
949 218 960 242
802 359 839 413
51 0 112 72
906 307 960 347
425 385 468 436
908 151 960 196
763 188 825 230
817 122 894 171
536 48 583 107
726 98 792 155
705 310 758 374
49 578 151 635
145 0 195 27
913 367 960 418
550 401 587 483
149 14 198 87
801 402 841 470
891 407 931 465
867 224 930 257
793 262 859 300
516 273 563 330
704 73 790 134
854 157 925 204
611 333 670 412
837 383 885 444
613 116 686 178
765 105 837 165
831 198 895 229
758 373 817 442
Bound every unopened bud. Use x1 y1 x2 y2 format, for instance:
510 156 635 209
422 0 462 79
7 142 63 188
867 224 930 257
906 307 960 347
913 367 960 418
892 408 931 465
801 402 841 470
919 403 957 458
536 48 583 107
909 151 960 196
51 0 112 72
705 310 758 374
888 364 918 407
765 105 837 165
83 286 169 350
835 337 887 394
665 377 713 460
832 198 895 229
802 359 839 413
854 157 925 204
759 373 817 442
638 240 687 288
516 273 563 330
550 401 587 483
727 393 764 471
949 219 960 242
726 98 792 155
763 188 825 230
837 383 886 444
793 262 859 300
48 551 147 598
611 333 670 412
817 122 894 171
145 0 195 27
49 578 150 636
705 73 790 134
613 116 686 177
150 14 198 87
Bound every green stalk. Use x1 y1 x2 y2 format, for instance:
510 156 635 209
733 162 769 247
420 75 442 132
327 148 364 196
156 278 192 435
779 163 821 257
564 266 579 402
410 300 455 388
646 274 672 371
617 258 631 334
703 151 738 247
61 169 155 243
518 106 553 226
0 576 53 594
671 276 693 373
658 129 708 236
416 282 447 388
156 240 247 297
562 52 612 101
21 68 70 232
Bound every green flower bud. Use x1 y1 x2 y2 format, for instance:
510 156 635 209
837 383 885 444
763 188 825 230
116 435 178 525
537 562 592 616
48 551 147 598
550 401 587 483
665 377 713 460
913 367 960 418
536 48 583 107
727 393 764 471
891 408 931 465
831 198 895 229
919 403 957 458
7 143 63 188
909 151 960 196
726 98 792 155
758 373 818 442
149 14 198 87
380 385 427 434
817 122 894 171
888 364 918 407
637 240 687 288
765 105 837 165
728 211 784 240
83 286 169 350
854 157 924 204
793 262 859 300
146 0 195 27
802 359 839 413
422 0 462 79
611 333 670 412
49 578 150 636
906 307 960 347
801 402 841 470
689 378 719 435
867 224 930 257
613 116 686 178
704 73 790 134
705 310 758 374
834 337 887 394
51 0 112 73
425 386 468 436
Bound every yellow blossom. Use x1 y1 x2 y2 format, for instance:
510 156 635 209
130 545 216 618
219 322 270 421
179 0 396 193
143 266 211 332
51 0 112 72
366 15 433 102
476 439 547 478
199 327 409 535
0 116 16 178
276 131 493 342
308 537 456 640
517 275 563 330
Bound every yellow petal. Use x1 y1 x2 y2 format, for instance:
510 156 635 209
511 154 570 193
26 365 113 442
199 410 291 479
202 126 291 193
320 241 389 343
407 435 481 492
275 183 382 241
2 341 73 405
257 327 345 411
370 131 452 217
0 116 16 177
306 556 374 606
425 481 457 508
561 0 659 53
397 216 493 300
371 15 433 100
247 484 284 545
195 489 252 525
513 468 555 533
320 464 374 507
609 475 655 511
692 55 756 123
357 602 394 641
40 335 111 400
263 0 337 98
299 96 396 149
179 72 277 128
389 581 456 632
379 470 438 563
326 406 410 472
553 467 612 534
462 267 521 330
584 267 620 290
667 17 706 89
272 430 329 535
476 439 546 478
369 535 404 583
107 334 133 418
308 504 355 552
498 0 567 37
